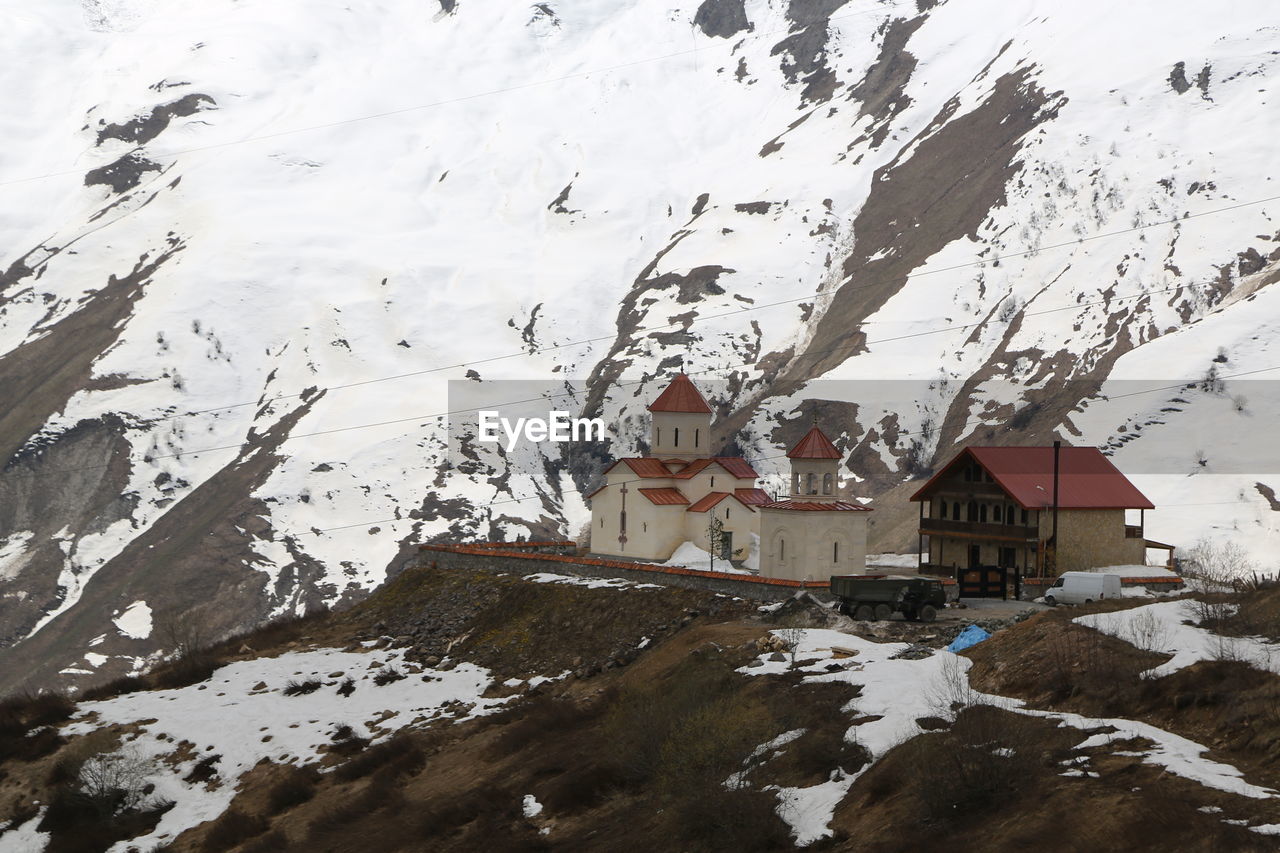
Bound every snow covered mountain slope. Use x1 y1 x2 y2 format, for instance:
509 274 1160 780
3 0 1280 690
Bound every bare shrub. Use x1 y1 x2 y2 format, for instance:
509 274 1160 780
489 694 600 756
81 674 149 701
333 731 425 782
267 765 319 813
928 653 980 715
903 707 1043 824
282 678 322 696
372 666 405 686
202 808 268 851
0 689 73 763
329 722 369 756
776 619 806 669
1043 626 1129 702
151 608 217 690
1183 539 1254 594
76 748 158 816
1123 609 1170 654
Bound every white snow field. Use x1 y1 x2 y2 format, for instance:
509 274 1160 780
60 647 510 851
5 0 1280 670
1076 599 1280 678
742 626 1280 845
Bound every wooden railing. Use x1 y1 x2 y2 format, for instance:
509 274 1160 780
919 518 1039 540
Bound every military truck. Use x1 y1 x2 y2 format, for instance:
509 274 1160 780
830 575 946 622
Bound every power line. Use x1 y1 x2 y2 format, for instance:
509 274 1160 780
7 278 1279 483
78 189 1280 431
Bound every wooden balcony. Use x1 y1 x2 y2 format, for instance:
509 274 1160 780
927 481 1009 499
919 518 1039 542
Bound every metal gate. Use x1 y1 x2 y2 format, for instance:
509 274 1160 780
958 566 1007 599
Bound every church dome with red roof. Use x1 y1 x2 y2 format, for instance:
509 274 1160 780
787 425 841 459
647 373 713 414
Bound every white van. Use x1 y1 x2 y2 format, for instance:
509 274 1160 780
1044 572 1122 606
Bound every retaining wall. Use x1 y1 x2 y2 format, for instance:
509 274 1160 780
417 542 833 602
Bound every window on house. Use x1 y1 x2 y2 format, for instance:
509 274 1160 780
939 500 948 519
822 473 833 495
833 541 839 563
979 504 988 523
656 427 661 445
725 506 730 519
953 501 960 519
710 476 715 488
1021 508 1029 525
963 467 972 482
967 501 977 521
674 427 680 446
695 428 700 447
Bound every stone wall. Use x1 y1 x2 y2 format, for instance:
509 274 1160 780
417 543 831 602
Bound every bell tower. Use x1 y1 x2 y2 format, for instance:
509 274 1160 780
647 373 713 459
787 421 841 501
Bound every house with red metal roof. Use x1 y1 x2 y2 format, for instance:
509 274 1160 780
909 445 1168 576
587 374 870 580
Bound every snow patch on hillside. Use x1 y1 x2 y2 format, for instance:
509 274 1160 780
64 647 509 850
1076 600 1280 677
744 625 1278 843
112 600 153 639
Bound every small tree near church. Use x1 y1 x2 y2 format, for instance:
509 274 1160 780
707 515 725 571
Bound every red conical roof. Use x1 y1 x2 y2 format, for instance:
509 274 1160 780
788 426 840 459
648 373 712 414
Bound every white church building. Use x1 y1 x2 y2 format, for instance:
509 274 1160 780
587 374 871 581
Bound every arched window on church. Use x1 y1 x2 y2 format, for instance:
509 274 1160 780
725 506 730 519
695 428 700 448
710 476 715 489
822 473 833 495
656 427 661 446
833 541 839 563
806 473 817 494
940 500 949 519
780 539 785 561
673 427 680 447
792 472 800 494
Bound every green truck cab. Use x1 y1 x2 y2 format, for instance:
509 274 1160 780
829 575 946 622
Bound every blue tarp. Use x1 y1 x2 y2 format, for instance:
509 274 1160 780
947 625 991 652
